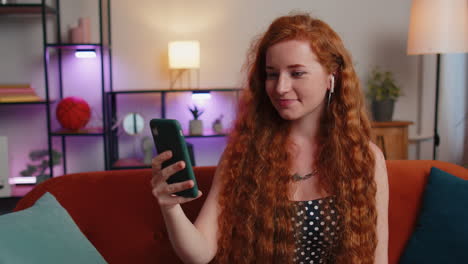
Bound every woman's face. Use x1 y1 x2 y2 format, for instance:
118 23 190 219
265 39 331 121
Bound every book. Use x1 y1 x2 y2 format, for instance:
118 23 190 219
0 89 37 95
0 84 40 101
0 84 31 89
0 95 43 102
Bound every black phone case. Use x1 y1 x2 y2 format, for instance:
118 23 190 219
149 119 198 198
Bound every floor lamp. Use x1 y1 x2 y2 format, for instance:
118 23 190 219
407 0 468 160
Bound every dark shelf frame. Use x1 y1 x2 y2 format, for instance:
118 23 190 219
46 43 103 49
50 128 105 136
42 0 113 176
105 88 241 169
0 3 56 15
184 133 228 138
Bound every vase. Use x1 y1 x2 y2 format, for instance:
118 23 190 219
371 99 395 122
213 122 223 134
189 120 203 135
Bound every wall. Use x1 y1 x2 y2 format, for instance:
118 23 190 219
0 0 466 179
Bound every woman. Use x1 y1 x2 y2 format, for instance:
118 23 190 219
151 13 389 264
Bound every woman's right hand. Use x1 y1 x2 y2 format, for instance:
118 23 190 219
151 150 203 211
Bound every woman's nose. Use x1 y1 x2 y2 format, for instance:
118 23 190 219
276 74 291 94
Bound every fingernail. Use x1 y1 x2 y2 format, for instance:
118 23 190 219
180 161 185 168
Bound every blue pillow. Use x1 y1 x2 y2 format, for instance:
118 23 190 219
0 192 107 264
400 167 468 263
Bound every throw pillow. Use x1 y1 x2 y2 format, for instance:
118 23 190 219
0 192 107 264
399 167 468 263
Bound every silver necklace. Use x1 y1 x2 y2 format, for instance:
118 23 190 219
292 170 318 181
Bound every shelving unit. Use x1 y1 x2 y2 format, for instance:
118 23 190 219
106 88 241 170
44 0 113 176
0 0 112 188
0 1 59 187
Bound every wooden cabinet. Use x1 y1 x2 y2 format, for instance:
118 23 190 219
371 121 413 160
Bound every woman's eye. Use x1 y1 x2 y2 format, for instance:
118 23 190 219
266 72 279 79
291 71 305 78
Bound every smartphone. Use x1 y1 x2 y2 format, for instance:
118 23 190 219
149 118 199 198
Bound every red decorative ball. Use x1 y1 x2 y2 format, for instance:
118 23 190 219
56 96 91 130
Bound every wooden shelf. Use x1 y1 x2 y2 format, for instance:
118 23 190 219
0 4 56 15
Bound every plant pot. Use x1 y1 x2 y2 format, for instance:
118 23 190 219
189 120 203 135
36 174 50 185
371 99 395 122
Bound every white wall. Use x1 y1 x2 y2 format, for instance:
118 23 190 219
438 54 467 165
0 0 466 178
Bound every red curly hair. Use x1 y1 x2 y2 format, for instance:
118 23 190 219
215 13 377 264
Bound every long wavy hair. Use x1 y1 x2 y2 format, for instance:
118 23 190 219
215 13 377 264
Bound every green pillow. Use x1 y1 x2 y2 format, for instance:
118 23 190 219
0 192 107 264
400 167 468 263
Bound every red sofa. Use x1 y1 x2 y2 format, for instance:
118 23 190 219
14 160 468 263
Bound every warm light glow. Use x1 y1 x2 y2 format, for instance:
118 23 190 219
9 176 37 185
168 41 200 69
75 50 97 58
407 0 468 55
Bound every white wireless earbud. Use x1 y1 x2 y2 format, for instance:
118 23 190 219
330 75 335 94
327 75 335 107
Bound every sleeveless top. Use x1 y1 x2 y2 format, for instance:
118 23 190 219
292 196 339 264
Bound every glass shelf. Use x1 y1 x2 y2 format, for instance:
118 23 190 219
51 127 104 136
0 4 56 15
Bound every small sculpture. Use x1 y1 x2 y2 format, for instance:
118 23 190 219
141 136 154 165
212 114 224 134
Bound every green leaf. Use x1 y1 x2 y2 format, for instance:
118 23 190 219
366 66 401 101
29 150 49 161
20 164 37 176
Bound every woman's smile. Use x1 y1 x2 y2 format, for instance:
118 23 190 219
278 98 298 107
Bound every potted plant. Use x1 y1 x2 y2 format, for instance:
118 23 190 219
188 105 204 135
366 67 402 122
20 149 62 184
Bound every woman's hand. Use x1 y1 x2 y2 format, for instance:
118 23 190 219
151 151 202 211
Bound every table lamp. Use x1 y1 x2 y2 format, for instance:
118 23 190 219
168 41 200 89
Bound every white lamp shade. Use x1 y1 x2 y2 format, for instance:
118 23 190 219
168 41 200 69
407 0 468 55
